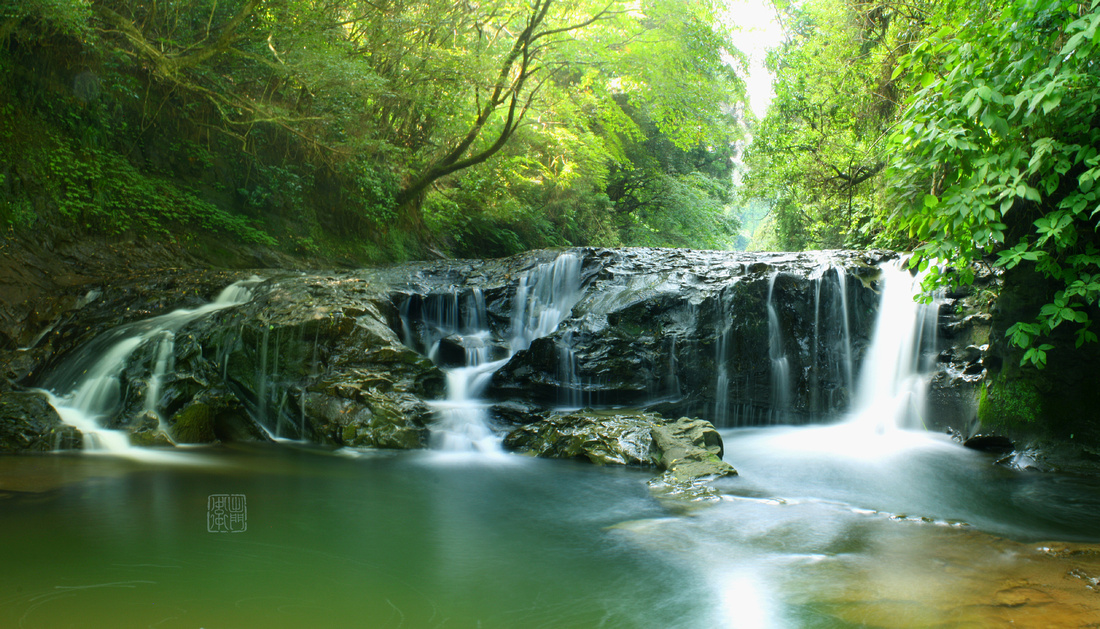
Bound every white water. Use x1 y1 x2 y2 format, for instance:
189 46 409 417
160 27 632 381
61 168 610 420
765 273 791 422
509 252 583 352
849 261 941 432
414 252 585 453
44 278 261 455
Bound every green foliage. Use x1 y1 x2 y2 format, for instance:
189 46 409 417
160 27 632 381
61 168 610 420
890 0 1100 367
0 0 93 41
741 0 918 250
978 375 1042 428
32 125 273 243
3 0 748 261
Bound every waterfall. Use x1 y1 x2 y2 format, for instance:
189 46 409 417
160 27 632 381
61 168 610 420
835 268 855 394
558 330 583 409
849 261 941 431
766 273 791 423
43 278 261 453
808 265 857 417
509 252 583 352
713 314 731 426
403 252 585 453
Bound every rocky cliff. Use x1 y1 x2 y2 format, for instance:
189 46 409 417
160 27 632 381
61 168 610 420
0 247 988 458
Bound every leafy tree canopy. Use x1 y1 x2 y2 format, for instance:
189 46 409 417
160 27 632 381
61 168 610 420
740 0 921 250
890 0 1100 367
1 0 746 258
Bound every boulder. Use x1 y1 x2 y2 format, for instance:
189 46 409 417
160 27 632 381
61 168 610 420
305 388 430 450
962 433 1015 453
504 411 657 465
650 417 735 481
503 411 736 481
435 334 509 368
0 390 82 452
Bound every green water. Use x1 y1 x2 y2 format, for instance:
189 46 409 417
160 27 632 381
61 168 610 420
3 427 1100 628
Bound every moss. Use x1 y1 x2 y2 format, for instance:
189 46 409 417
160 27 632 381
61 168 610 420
171 402 216 443
978 374 1044 431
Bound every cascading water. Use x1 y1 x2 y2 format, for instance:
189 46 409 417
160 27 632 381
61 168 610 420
849 261 942 431
509 252 584 352
399 288 502 452
713 304 732 426
765 273 791 423
42 278 261 453
808 265 857 418
403 252 585 453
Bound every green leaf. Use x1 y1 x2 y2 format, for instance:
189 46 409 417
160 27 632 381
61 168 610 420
1060 32 1086 56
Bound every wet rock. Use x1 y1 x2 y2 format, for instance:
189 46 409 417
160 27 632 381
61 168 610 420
651 417 735 481
436 334 509 368
11 245 1027 455
27 271 445 448
170 401 218 444
129 410 173 447
305 388 430 450
995 449 1051 472
503 411 736 480
503 411 658 465
963 434 1015 453
490 399 545 425
0 390 82 452
647 471 723 510
491 248 883 426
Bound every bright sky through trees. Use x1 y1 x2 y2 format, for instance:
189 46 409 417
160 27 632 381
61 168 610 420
725 0 784 118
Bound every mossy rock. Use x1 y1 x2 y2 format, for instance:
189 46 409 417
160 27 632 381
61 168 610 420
307 391 429 449
503 411 658 465
978 376 1044 430
504 411 736 481
128 410 174 447
171 402 217 443
0 390 83 452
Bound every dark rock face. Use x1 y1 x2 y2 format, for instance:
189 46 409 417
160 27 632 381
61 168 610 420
962 434 1015 453
923 269 998 435
0 390 82 452
490 248 885 427
503 410 736 480
167 275 444 448
19 272 443 449
5 245 987 455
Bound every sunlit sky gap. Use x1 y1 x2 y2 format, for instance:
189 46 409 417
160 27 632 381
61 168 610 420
723 0 785 119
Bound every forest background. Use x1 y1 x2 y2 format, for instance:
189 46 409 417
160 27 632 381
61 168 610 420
2 0 1099 436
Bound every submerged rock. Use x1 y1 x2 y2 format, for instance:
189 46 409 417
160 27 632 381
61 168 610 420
503 411 736 481
0 390 82 452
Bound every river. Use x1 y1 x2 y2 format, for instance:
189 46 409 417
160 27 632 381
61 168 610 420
2 428 1099 628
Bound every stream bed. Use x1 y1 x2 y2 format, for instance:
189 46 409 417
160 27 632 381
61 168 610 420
3 425 1100 628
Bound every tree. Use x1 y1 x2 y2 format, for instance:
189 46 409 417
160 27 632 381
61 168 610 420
890 0 1100 367
741 0 925 249
2 0 746 257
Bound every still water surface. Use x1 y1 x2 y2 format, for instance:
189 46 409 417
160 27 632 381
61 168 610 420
2 426 1100 628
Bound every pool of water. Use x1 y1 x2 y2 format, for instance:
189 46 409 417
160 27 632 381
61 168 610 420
2 426 1099 628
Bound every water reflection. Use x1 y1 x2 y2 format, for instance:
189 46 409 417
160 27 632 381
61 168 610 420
1 433 1099 628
